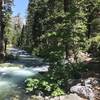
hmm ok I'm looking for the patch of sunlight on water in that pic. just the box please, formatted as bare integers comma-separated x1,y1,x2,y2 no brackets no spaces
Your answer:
11,69,38,76
0,67,39,85
0,63,24,68
0,67,38,77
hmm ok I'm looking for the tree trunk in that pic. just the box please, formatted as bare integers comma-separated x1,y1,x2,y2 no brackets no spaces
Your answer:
64,0,70,12
87,7,92,38
64,0,70,59
0,0,5,61
87,16,92,38
87,7,98,38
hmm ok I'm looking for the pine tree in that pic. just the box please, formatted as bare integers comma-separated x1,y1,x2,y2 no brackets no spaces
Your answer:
0,0,13,61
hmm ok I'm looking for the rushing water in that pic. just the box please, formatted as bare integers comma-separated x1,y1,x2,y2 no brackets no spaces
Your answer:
0,49,49,99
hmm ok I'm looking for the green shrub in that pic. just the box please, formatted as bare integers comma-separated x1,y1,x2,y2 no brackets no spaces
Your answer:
87,35,100,57
49,61,86,81
25,78,65,97
51,88,64,96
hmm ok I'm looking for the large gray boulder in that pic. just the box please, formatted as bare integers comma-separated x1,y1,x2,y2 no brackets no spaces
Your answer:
70,78,100,100
70,84,94,100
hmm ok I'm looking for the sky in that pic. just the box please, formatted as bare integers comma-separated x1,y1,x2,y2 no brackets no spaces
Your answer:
13,0,28,18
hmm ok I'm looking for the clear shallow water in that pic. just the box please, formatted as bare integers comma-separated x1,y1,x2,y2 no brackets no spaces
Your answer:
0,51,49,99
0,66,49,98
0,67,39,99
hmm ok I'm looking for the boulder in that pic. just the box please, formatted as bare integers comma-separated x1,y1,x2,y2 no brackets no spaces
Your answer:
70,84,94,100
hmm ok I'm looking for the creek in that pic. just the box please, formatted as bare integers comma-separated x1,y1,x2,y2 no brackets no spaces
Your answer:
0,48,49,99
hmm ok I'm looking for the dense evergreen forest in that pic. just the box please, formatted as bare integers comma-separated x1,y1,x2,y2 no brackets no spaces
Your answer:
0,0,100,99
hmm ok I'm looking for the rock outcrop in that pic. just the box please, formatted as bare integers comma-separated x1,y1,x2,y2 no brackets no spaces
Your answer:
70,78,100,100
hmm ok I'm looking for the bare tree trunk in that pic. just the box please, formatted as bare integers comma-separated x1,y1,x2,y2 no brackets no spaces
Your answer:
87,17,92,38
64,0,70,12
0,0,4,61
87,7,97,38
64,0,70,59
87,7,92,39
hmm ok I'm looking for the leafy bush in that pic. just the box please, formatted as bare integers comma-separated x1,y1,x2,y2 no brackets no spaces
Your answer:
49,61,86,82
87,35,100,57
51,87,64,97
25,78,65,97
92,18,100,33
